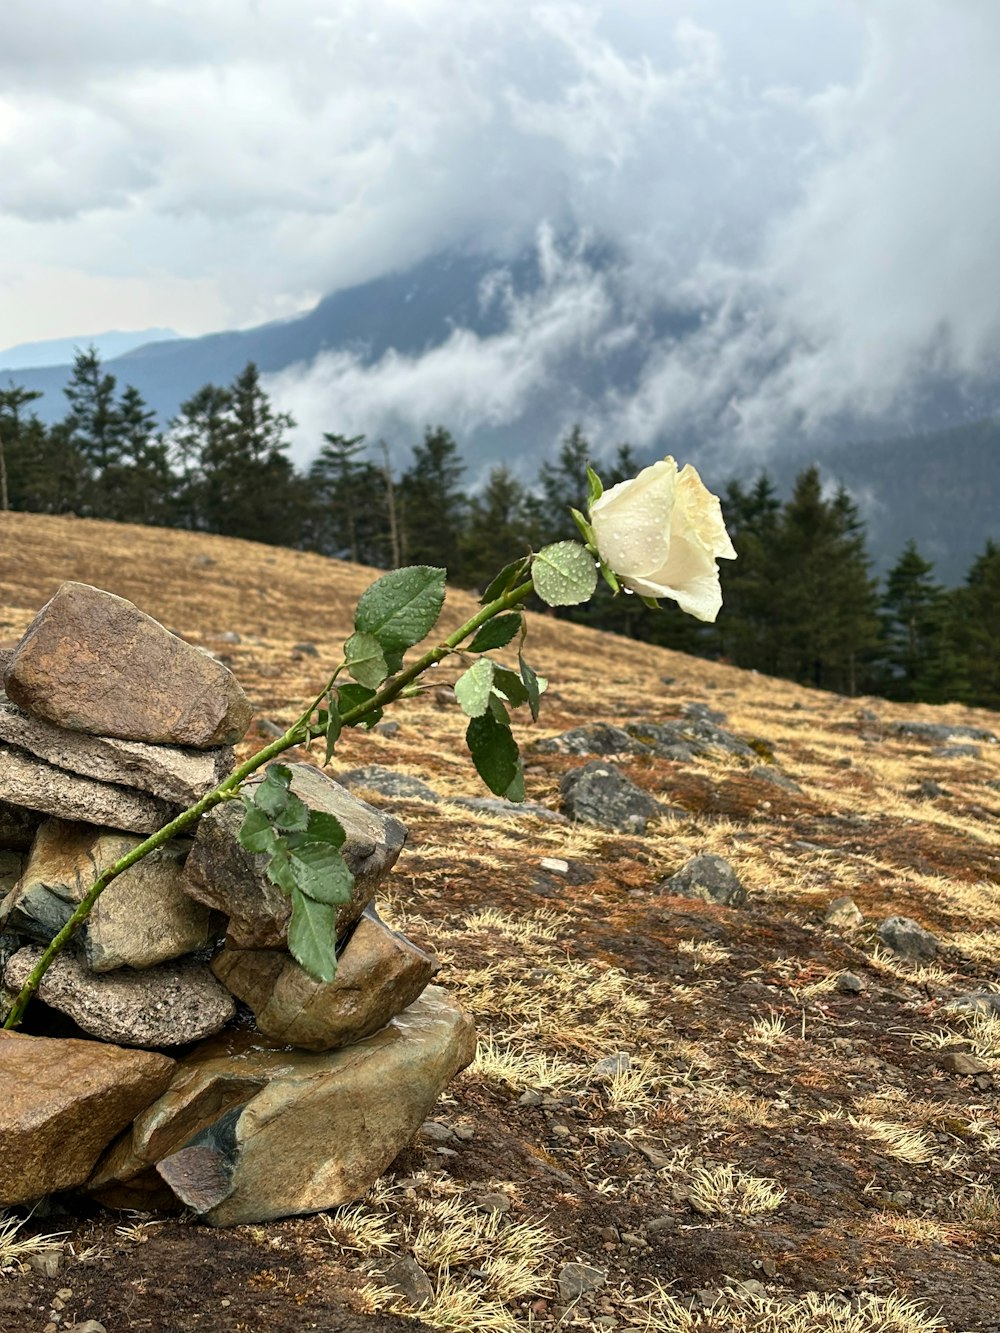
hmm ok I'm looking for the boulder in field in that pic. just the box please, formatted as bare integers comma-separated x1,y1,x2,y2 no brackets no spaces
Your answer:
559,760,666,834
4,582,253,748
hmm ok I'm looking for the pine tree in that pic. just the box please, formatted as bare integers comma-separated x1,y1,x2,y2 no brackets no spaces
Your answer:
399,426,466,574
878,541,958,701
307,432,367,561
767,467,880,693
168,364,302,545
949,541,1000,708
0,384,43,512
97,385,173,525
537,425,592,544
460,466,544,591
717,474,781,668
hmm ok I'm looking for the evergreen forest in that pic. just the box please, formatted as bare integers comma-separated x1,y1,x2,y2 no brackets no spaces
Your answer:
1,351,996,711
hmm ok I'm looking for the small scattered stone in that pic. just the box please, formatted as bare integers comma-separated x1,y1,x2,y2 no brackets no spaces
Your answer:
476,1193,511,1214
27,1251,64,1277
560,761,665,834
540,857,569,875
748,765,802,793
380,1256,434,1307
518,1090,543,1107
291,641,319,657
558,1262,607,1303
932,744,981,759
825,896,864,928
889,720,997,745
72,1323,108,1333
420,1120,456,1143
449,795,568,823
592,1052,631,1079
337,765,439,804
836,972,866,994
374,721,400,737
534,723,638,757
682,702,727,724
915,779,947,799
877,915,939,960
938,1051,990,1076
659,853,747,908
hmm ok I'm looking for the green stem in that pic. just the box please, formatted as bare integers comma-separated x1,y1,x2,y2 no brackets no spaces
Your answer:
1,580,534,1029
340,579,534,723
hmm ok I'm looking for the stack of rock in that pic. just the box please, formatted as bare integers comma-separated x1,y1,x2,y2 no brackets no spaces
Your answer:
0,582,475,1226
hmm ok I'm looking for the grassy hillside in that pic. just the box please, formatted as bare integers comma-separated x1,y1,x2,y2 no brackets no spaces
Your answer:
1,511,999,1333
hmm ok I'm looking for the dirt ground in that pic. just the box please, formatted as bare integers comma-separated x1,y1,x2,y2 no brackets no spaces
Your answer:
0,512,998,1333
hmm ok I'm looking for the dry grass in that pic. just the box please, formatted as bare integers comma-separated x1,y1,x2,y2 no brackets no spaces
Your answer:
3,512,1000,1332
0,1212,66,1275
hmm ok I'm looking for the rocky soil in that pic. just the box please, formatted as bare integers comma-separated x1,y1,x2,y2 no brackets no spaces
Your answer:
0,511,998,1333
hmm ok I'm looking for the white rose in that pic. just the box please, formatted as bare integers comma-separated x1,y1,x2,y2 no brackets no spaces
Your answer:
588,457,737,622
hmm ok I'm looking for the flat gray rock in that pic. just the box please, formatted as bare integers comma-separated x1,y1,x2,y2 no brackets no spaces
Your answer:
4,947,235,1048
889,720,997,745
183,763,407,950
448,796,568,823
337,765,440,803
0,693,232,805
0,743,180,834
560,761,665,833
534,723,638,757
877,915,939,961
4,581,253,748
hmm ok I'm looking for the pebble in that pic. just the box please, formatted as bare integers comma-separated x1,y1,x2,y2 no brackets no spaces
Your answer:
518,1089,543,1106
475,1193,512,1214
837,972,866,994
420,1119,456,1143
381,1256,435,1308
540,857,569,875
825,897,864,928
27,1252,64,1277
593,1051,631,1079
939,1051,990,1076
73,1323,108,1333
558,1262,608,1303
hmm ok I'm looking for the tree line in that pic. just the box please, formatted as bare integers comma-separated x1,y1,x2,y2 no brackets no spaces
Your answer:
1,350,996,710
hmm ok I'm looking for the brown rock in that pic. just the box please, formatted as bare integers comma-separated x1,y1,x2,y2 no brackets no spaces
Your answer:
4,582,253,748
3,947,235,1047
93,986,476,1225
0,743,179,834
183,763,406,950
0,1029,174,1205
938,1051,990,1076
2,819,217,972
211,903,437,1050
159,986,475,1225
0,692,232,805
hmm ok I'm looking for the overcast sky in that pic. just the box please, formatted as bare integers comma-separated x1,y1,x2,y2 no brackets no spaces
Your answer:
2,1,998,456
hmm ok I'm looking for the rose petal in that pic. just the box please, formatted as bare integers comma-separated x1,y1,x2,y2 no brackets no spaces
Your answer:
589,459,676,579
676,464,737,560
644,532,725,622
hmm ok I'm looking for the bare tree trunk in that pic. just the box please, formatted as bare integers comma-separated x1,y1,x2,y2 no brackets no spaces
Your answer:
381,440,401,568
